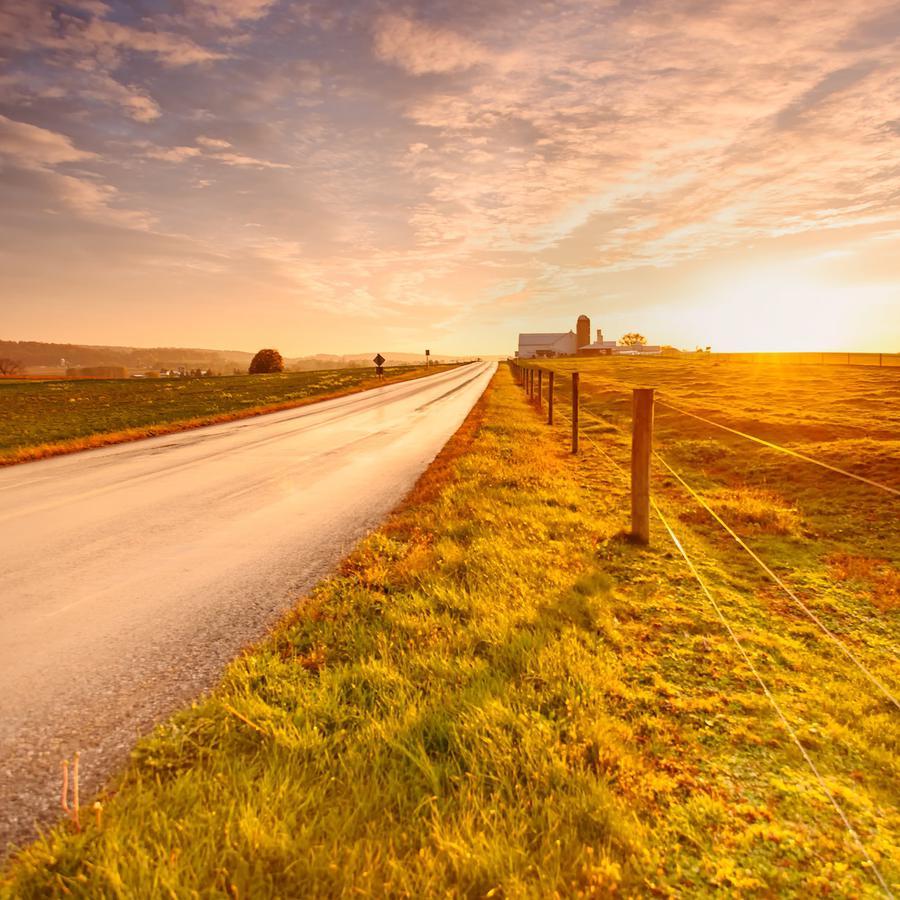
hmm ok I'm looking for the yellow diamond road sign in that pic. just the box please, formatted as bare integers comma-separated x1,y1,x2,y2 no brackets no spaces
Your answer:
373,353,385,366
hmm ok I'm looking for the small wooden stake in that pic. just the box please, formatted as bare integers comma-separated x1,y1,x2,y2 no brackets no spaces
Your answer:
631,388,655,544
571,372,580,454
72,751,81,831
537,370,542,407
548,371,555,425
60,760,69,814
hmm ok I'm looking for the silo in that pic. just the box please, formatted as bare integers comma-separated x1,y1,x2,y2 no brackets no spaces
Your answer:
576,315,591,349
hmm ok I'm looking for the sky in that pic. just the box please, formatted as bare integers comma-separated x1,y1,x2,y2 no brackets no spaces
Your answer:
1,1,899,356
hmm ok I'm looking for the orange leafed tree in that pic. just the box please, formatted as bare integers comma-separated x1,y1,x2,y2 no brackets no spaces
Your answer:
249,349,284,374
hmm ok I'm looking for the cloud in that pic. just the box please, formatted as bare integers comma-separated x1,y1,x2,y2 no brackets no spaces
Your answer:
0,4,224,67
145,146,203,162
0,115,95,168
197,136,232,149
77,17,225,67
373,14,489,75
83,75,162,122
0,115,154,229
774,62,877,131
210,151,290,169
0,155,153,230
189,0,279,28
144,136,289,169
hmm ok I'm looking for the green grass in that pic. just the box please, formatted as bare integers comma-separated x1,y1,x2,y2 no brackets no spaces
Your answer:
0,366,451,465
3,365,897,896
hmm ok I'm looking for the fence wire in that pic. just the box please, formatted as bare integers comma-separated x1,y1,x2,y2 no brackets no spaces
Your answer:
656,398,899,497
652,449,900,712
651,498,895,900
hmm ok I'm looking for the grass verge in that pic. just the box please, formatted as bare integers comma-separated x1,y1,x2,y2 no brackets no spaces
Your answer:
0,365,455,467
2,366,897,896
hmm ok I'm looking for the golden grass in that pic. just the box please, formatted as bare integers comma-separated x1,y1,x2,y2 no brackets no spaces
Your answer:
678,487,803,536
827,554,900,613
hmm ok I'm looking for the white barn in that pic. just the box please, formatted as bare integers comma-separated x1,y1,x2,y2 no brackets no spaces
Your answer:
516,330,579,359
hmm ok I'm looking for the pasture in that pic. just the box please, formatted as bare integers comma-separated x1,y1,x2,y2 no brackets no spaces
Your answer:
0,366,447,465
530,355,899,572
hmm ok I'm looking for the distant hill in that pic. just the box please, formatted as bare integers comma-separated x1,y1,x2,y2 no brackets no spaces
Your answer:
0,340,480,374
0,340,254,373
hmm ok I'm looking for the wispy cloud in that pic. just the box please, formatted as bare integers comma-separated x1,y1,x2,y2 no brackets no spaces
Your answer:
189,0,280,28
0,115,151,228
0,115,96,167
373,14,490,75
145,137,289,169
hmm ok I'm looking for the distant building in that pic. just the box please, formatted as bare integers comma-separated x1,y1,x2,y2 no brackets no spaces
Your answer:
516,330,579,358
516,315,659,358
578,328,619,356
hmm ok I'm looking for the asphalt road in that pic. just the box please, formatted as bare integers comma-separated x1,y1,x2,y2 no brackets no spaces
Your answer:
0,361,496,852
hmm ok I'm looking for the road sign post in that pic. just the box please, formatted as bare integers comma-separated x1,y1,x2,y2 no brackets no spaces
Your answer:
373,353,385,377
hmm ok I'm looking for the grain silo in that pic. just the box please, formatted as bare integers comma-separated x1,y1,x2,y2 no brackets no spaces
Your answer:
576,314,591,350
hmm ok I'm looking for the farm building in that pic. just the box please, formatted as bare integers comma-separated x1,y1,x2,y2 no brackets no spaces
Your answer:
516,315,660,358
517,315,618,358
578,328,620,356
516,330,579,358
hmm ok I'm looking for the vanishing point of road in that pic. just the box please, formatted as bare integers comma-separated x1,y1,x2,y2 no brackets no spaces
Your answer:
0,361,496,852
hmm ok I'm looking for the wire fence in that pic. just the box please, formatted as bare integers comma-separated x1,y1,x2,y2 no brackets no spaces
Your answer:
510,358,899,896
707,351,900,368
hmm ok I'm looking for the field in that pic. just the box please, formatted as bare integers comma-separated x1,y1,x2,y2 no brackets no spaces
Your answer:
531,355,898,576
2,362,897,896
0,366,452,466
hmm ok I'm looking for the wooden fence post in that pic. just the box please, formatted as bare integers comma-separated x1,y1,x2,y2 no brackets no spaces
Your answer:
631,388,654,544
548,371,554,425
529,368,534,398
537,370,542,407
571,372,579,454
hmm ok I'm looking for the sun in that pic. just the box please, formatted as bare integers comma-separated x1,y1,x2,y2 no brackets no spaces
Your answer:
686,263,860,352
